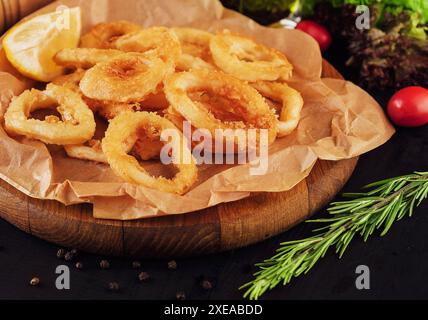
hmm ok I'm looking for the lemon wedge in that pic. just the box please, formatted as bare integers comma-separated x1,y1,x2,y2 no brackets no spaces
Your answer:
2,7,81,82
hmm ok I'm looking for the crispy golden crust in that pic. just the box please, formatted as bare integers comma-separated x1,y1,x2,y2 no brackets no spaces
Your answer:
172,28,216,71
54,48,123,69
115,27,181,73
164,69,278,151
102,111,197,194
64,139,107,163
210,30,293,81
79,52,169,103
51,69,86,92
80,21,142,49
4,84,95,145
251,81,303,137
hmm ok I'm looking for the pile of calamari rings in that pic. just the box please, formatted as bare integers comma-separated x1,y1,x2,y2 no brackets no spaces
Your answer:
4,21,304,194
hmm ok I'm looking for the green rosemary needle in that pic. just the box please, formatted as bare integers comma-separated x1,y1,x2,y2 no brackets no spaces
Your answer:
241,171,428,300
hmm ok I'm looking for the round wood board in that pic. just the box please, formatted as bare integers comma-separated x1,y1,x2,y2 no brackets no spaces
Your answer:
0,61,358,258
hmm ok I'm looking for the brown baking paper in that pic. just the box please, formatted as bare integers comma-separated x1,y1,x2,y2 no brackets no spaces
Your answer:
0,0,395,220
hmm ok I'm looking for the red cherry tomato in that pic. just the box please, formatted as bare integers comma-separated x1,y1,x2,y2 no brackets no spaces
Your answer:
296,20,332,51
387,86,428,127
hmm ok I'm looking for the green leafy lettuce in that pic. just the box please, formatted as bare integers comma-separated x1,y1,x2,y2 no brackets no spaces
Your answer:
229,0,427,38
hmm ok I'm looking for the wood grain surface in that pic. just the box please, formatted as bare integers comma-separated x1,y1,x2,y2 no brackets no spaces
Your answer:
0,60,358,258
0,0,53,34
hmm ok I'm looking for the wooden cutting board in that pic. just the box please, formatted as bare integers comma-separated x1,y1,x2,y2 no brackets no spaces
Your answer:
0,0,54,34
0,60,358,258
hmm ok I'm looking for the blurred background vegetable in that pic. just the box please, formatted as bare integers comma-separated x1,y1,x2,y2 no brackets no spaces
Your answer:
221,0,428,91
295,20,332,51
387,86,428,127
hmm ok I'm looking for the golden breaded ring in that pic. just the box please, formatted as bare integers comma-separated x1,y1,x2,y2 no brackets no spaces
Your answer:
79,52,170,103
65,135,163,163
132,136,164,161
115,27,181,73
84,90,168,120
92,100,143,119
102,111,198,194
172,28,215,71
4,84,95,145
175,54,215,71
54,48,123,69
251,82,304,137
51,69,86,92
210,30,293,81
64,139,107,163
164,69,278,150
80,21,141,49
52,70,144,116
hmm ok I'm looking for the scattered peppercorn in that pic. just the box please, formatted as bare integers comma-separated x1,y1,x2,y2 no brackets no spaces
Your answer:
75,262,83,270
201,279,213,290
30,277,40,286
70,249,79,257
108,282,120,292
64,251,74,261
100,260,110,269
56,248,66,259
176,291,186,300
132,261,141,269
138,271,150,282
167,260,177,270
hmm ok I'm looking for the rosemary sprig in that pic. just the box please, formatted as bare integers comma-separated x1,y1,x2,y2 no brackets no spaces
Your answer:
241,171,428,300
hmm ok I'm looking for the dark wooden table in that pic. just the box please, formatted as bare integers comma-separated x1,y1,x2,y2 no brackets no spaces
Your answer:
0,51,427,300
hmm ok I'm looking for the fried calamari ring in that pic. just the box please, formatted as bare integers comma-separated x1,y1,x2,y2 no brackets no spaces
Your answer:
251,82,304,137
172,28,215,71
52,70,104,113
80,21,141,49
51,69,86,93
65,123,163,163
164,106,203,150
4,84,95,145
54,48,123,69
51,71,111,114
65,137,163,163
210,31,293,81
164,69,278,149
132,136,164,161
79,52,169,103
92,100,143,119
164,106,186,130
64,139,107,163
139,91,169,111
175,54,215,72
85,91,168,120
53,68,167,118
115,27,181,72
102,111,197,194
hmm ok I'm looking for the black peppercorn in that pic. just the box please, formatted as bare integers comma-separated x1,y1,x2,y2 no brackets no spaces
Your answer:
132,261,141,269
176,291,186,300
75,262,83,270
56,248,66,259
138,271,150,282
30,277,40,286
100,260,110,269
70,249,79,257
64,251,74,261
167,260,177,270
108,282,120,292
201,279,213,290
